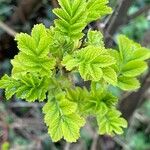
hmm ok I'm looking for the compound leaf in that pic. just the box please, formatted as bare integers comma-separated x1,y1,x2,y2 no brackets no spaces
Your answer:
66,87,89,115
117,76,140,91
122,60,148,77
102,67,117,85
63,46,116,81
12,24,56,78
86,0,112,23
0,74,49,101
97,109,127,135
87,30,104,47
62,54,79,71
132,48,150,61
53,0,87,39
43,94,85,142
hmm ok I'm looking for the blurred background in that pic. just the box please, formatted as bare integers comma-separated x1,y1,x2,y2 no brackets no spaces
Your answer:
0,0,150,149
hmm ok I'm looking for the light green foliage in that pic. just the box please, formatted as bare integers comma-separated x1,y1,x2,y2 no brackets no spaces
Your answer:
117,76,140,91
1,142,10,150
0,0,150,143
115,35,150,91
86,0,112,23
97,109,127,135
62,45,117,83
12,24,56,78
0,74,49,102
53,0,111,39
48,27,75,57
53,0,87,39
87,30,104,47
66,87,89,115
43,93,85,142
84,89,118,114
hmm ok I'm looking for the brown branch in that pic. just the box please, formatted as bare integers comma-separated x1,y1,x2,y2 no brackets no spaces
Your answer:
128,5,150,21
104,0,133,47
51,0,59,8
8,0,43,26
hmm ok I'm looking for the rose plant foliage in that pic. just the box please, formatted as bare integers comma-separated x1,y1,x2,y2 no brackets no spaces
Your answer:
0,0,150,142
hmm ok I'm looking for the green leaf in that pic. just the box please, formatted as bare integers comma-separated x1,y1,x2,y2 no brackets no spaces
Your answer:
16,24,51,57
43,97,63,142
102,67,117,85
12,24,56,78
43,93,85,142
62,46,116,81
53,0,112,39
11,53,56,78
0,74,49,101
78,46,115,81
53,0,87,39
87,30,104,47
62,54,79,71
66,87,89,115
79,62,103,81
84,90,118,114
117,34,150,64
132,48,150,61
0,75,20,99
118,35,134,62
62,113,85,142
48,28,75,56
122,60,148,77
86,0,112,23
97,109,127,135
117,76,140,91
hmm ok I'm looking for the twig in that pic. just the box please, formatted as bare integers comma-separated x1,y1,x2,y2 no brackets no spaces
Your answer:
104,0,133,47
51,0,59,8
0,21,17,37
9,0,43,25
90,133,100,150
113,136,129,149
8,101,44,108
64,143,70,150
128,5,150,21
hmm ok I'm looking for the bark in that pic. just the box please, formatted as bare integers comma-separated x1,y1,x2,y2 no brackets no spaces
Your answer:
8,0,43,26
119,70,150,120
104,0,133,47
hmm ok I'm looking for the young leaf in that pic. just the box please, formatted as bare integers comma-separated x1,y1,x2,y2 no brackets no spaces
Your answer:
132,48,150,61
11,53,56,78
117,76,140,91
78,46,115,81
16,24,51,57
84,90,118,114
122,60,148,77
66,87,89,114
118,35,134,62
12,24,56,78
102,67,117,85
117,35,150,63
0,74,49,101
97,109,127,135
43,93,85,142
0,75,21,99
48,28,75,56
87,30,104,47
53,0,87,39
86,0,112,23
62,54,79,71
63,46,116,81
79,63,103,81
